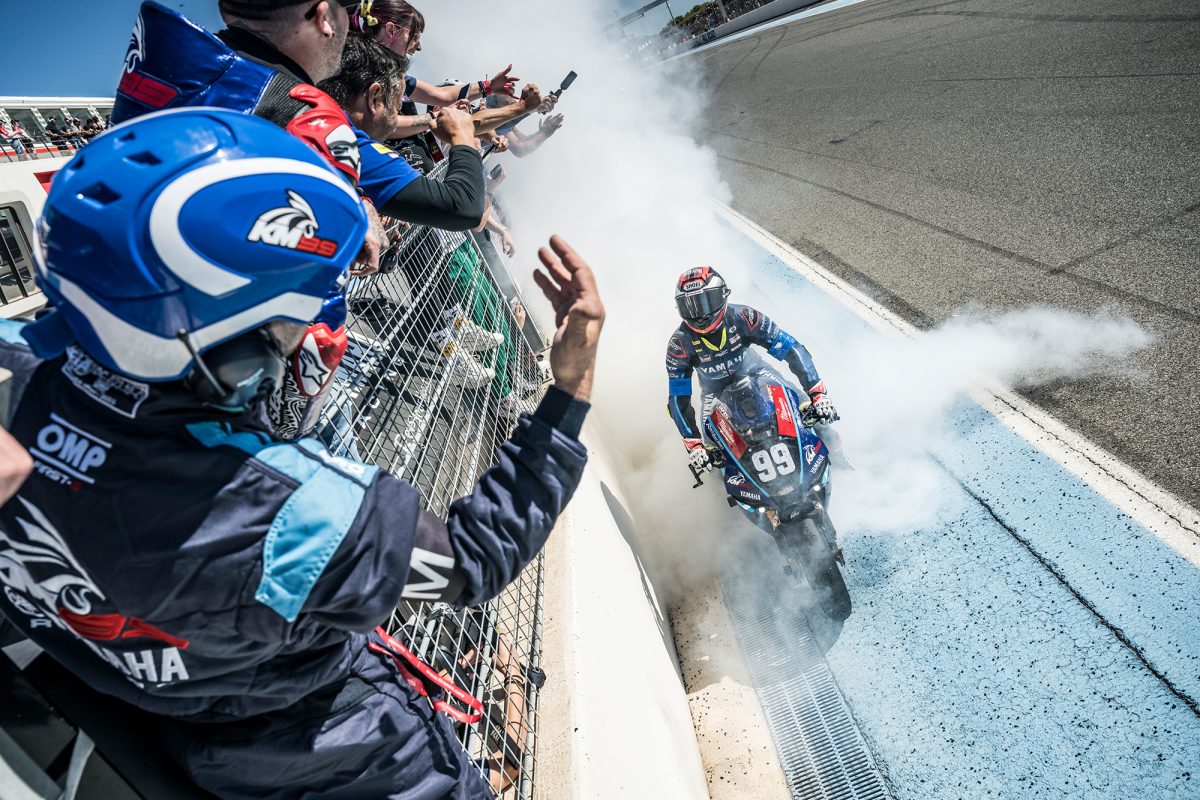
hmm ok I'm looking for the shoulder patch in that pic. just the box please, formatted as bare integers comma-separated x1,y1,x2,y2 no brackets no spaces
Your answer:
738,307,761,331
668,333,687,359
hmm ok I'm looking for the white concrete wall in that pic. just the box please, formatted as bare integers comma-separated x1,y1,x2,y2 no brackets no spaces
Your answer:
711,0,824,39
536,424,710,800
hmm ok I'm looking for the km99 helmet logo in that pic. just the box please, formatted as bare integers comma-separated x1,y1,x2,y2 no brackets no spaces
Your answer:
247,190,340,258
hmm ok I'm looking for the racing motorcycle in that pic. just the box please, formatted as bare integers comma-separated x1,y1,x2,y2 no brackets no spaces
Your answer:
690,374,851,623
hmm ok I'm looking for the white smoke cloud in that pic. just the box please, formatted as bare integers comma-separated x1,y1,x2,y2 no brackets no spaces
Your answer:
412,2,1153,594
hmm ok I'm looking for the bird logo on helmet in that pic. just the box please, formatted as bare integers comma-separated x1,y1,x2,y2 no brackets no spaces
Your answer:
675,266,730,334
23,107,368,410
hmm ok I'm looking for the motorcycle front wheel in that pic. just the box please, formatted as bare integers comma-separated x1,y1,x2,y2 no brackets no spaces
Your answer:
780,516,852,623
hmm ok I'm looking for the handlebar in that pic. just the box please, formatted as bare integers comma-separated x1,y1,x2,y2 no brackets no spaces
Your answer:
688,445,726,489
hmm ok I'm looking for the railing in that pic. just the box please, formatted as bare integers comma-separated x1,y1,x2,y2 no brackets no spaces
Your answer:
313,167,550,798
0,132,84,162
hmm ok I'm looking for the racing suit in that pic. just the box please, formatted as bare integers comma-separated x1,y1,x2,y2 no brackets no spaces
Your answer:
0,320,587,798
665,303,827,443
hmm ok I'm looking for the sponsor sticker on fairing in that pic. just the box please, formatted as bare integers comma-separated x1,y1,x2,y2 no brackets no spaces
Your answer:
768,384,798,438
710,405,748,459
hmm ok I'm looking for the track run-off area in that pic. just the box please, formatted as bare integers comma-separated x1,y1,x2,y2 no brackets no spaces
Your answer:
665,2,1200,796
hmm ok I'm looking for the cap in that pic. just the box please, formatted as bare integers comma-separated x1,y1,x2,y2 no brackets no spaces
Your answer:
219,0,358,19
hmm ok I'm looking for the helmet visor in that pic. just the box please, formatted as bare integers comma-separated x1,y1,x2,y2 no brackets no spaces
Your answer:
676,285,727,321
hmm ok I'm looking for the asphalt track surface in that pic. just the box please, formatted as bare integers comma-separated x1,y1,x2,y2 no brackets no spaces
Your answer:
688,0,1200,507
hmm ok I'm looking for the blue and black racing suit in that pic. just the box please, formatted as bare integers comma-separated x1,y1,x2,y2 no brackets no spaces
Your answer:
0,321,587,799
666,303,827,442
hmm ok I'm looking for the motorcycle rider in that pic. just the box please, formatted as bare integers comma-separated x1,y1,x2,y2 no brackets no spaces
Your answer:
665,267,837,471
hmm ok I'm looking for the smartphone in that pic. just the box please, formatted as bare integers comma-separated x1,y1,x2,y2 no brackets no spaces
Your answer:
490,164,503,180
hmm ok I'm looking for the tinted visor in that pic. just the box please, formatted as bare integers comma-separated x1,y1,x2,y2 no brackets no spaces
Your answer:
676,286,727,321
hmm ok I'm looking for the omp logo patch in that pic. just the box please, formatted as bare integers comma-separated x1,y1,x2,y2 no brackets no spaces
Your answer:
30,414,111,487
247,190,339,257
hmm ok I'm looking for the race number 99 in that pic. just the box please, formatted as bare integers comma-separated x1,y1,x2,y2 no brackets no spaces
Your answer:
751,443,796,482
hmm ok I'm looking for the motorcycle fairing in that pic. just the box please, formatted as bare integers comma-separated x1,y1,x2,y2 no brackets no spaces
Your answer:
706,404,748,459
724,471,767,506
767,383,803,438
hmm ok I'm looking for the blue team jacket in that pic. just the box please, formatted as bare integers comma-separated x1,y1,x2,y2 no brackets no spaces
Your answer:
0,321,587,797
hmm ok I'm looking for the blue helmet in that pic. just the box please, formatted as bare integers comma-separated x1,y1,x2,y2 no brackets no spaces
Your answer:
24,107,367,387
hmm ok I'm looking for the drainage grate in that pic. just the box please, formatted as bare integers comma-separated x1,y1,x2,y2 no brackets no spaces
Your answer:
721,562,890,800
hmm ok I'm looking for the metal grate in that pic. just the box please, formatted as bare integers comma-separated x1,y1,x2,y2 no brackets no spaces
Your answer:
720,560,889,800
314,159,550,798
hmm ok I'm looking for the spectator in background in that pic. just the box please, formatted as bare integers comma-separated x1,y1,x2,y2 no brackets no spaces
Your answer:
44,116,68,148
320,36,503,389
81,118,103,140
486,93,566,158
0,121,30,159
318,36,492,237
352,1,517,110
103,114,112,129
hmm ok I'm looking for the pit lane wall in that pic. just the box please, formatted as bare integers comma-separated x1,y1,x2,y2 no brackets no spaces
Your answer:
708,0,825,41
535,422,710,800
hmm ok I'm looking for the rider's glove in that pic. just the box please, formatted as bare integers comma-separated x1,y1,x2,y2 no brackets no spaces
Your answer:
808,389,839,423
684,438,711,470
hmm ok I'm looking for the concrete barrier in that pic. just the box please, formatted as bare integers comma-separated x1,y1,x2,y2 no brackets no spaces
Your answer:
535,425,710,800
710,0,825,40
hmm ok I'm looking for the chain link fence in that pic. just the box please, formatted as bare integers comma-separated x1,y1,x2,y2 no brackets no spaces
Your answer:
311,163,551,798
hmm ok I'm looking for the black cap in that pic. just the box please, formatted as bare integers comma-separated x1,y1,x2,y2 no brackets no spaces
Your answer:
219,0,357,19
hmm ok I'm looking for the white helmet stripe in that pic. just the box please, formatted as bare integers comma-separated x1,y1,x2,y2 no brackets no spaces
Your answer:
149,156,361,296
56,275,324,380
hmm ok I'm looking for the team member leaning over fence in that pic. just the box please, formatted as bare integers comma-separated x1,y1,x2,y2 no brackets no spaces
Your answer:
0,108,602,799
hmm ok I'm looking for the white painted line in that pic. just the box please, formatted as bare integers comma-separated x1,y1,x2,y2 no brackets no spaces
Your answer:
714,200,1200,566
674,0,873,59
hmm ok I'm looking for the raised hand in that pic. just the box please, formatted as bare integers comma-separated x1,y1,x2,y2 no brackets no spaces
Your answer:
532,236,604,402
488,65,520,99
519,83,544,113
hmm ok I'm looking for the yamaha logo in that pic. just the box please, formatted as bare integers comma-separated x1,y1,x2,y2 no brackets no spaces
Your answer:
247,190,340,257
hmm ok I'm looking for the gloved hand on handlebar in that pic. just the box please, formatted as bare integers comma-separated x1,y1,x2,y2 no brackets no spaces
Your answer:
808,384,839,424
683,438,711,471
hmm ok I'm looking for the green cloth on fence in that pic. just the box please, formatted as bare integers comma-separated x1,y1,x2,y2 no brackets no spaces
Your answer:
447,241,513,398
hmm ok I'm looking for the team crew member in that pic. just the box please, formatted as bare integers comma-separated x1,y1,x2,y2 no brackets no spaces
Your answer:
665,267,837,471
112,0,486,437
0,109,603,799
